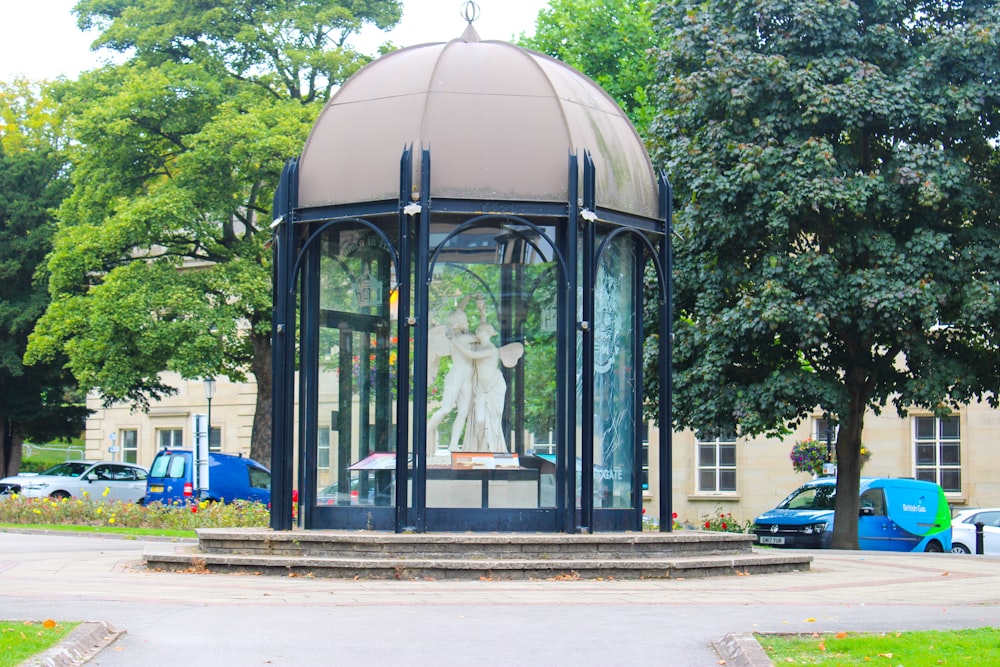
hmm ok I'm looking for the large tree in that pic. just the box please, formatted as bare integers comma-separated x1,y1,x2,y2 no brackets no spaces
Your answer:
0,79,89,477
519,0,657,135
25,0,402,464
654,0,1000,548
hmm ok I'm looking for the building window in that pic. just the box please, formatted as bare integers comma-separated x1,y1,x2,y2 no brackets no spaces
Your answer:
914,416,961,493
158,428,184,449
318,427,330,470
120,429,138,463
814,417,838,445
209,427,221,453
696,431,737,493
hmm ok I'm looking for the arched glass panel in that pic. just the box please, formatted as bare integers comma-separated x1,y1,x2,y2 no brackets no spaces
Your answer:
315,226,399,511
592,233,640,509
425,221,559,510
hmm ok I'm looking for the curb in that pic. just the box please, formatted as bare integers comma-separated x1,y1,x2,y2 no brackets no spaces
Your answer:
713,632,774,667
21,621,125,667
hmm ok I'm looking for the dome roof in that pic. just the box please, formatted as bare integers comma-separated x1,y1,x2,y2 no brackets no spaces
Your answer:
297,27,658,220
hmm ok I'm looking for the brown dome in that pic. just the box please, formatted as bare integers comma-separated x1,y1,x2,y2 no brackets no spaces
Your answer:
297,27,658,219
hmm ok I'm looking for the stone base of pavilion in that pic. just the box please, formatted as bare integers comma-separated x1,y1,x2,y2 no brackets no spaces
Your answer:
142,529,812,580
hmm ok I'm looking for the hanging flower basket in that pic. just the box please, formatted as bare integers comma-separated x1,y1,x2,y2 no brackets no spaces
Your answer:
790,438,872,476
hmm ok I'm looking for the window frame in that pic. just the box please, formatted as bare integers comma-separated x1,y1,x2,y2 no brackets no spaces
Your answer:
157,428,185,450
119,429,138,464
913,415,962,494
695,431,738,494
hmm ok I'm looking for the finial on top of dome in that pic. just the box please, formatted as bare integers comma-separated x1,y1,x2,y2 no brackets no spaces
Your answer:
460,1,482,42
461,1,481,24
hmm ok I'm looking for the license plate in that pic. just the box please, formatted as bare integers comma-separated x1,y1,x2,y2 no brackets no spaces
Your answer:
759,535,785,545
150,485,164,493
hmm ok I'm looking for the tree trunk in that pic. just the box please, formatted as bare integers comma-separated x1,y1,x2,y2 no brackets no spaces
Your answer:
829,371,870,549
249,329,272,466
0,417,24,478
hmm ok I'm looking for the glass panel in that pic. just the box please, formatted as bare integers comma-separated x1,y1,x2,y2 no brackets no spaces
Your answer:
914,468,936,484
940,443,961,465
940,469,961,492
719,444,736,467
425,222,558,509
316,227,398,509
698,444,717,467
698,470,717,492
719,469,737,492
915,417,935,440
592,234,637,509
940,416,960,440
916,444,936,465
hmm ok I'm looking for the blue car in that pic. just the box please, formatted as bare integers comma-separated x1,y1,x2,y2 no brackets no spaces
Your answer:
753,477,951,552
145,449,271,505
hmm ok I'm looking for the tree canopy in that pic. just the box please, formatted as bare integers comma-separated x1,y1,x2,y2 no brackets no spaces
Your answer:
0,80,89,476
654,0,1000,547
25,0,402,464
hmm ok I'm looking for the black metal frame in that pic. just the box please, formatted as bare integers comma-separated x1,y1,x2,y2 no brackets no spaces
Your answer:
270,147,672,532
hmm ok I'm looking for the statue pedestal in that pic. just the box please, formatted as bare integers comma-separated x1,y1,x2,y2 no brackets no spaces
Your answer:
424,467,540,508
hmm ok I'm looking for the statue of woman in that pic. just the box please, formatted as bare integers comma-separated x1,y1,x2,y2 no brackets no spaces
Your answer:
426,306,477,451
453,322,524,453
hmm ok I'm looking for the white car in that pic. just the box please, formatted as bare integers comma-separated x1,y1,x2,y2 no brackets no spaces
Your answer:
950,508,1000,554
0,460,148,504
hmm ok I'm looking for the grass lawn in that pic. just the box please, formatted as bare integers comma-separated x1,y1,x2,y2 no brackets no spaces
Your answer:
758,627,1000,665
0,523,196,539
0,621,79,667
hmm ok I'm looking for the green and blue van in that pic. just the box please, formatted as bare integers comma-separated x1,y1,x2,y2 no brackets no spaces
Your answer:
753,477,951,552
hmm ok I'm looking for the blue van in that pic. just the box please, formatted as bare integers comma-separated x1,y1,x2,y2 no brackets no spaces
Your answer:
145,449,271,505
753,477,951,552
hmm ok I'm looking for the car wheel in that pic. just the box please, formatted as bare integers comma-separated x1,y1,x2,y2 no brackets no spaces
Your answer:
950,543,971,554
924,540,944,553
50,490,71,500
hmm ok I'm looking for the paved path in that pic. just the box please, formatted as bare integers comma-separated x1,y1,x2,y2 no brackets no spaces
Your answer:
1,531,998,666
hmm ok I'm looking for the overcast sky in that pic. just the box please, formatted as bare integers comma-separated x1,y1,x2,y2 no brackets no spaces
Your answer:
0,0,548,82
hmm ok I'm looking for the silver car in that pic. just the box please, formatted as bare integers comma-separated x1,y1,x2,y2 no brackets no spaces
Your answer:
0,460,148,503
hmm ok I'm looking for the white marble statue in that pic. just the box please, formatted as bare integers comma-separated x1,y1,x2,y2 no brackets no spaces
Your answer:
460,322,524,453
427,301,523,452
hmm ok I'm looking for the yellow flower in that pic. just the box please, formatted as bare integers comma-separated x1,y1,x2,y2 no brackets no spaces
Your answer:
108,516,116,525
96,506,103,515
102,486,110,497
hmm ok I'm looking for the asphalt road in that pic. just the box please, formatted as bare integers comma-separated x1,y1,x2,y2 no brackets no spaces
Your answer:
2,531,998,666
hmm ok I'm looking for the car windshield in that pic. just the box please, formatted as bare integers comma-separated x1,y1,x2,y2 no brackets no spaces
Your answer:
777,484,837,510
39,462,92,478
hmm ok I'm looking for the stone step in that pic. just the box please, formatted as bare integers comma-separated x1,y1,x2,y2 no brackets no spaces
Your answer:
143,545,811,580
193,528,760,560
141,529,812,580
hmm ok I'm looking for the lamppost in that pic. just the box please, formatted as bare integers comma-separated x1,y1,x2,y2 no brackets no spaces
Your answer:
198,377,216,497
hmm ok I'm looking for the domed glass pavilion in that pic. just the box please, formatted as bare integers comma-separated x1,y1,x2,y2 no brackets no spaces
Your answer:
270,18,672,532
